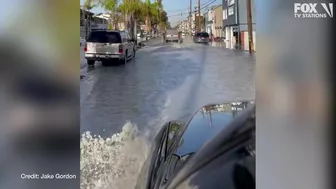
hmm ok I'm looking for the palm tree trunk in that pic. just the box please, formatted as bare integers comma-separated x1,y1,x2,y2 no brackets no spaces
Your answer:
129,14,134,39
145,16,150,33
113,13,119,30
124,13,128,31
134,18,137,42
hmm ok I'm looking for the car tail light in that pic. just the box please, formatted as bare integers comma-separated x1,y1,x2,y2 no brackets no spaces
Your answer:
84,43,87,52
118,45,123,53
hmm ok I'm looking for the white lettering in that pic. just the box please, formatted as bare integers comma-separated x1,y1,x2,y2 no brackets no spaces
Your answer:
55,174,77,179
41,174,54,179
21,173,40,179
295,3,317,13
294,13,301,18
294,3,333,18
301,4,310,13
294,3,301,13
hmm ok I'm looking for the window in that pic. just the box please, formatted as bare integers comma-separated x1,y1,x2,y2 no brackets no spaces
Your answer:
106,32,121,43
196,32,209,37
229,0,235,6
223,9,228,20
228,6,234,16
87,31,122,43
87,31,107,43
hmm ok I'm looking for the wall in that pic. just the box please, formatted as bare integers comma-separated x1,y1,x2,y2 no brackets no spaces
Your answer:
222,0,237,26
243,31,256,51
214,5,223,37
237,0,256,27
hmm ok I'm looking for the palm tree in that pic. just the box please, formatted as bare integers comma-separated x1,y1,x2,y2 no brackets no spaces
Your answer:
95,0,120,30
118,0,144,39
83,0,97,10
143,0,160,33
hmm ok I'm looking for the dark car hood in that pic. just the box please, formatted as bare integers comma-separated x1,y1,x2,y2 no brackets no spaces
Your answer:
135,100,255,189
172,101,254,157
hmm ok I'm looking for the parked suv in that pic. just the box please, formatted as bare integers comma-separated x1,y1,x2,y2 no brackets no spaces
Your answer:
84,30,136,66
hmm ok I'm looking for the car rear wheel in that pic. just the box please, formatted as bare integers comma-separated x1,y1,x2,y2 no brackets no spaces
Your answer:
87,60,95,66
133,49,136,59
120,51,127,65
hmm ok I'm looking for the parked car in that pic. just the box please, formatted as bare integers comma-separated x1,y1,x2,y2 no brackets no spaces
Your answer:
84,30,136,66
165,29,182,43
193,32,210,44
135,101,255,189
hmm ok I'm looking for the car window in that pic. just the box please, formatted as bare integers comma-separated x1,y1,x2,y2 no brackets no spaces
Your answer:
87,31,108,43
106,32,121,43
87,31,121,43
196,32,209,37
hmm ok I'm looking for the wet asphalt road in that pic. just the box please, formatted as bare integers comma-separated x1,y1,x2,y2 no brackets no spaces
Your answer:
80,37,255,137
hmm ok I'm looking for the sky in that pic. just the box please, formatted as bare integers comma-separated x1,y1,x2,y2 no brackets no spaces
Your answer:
80,0,222,26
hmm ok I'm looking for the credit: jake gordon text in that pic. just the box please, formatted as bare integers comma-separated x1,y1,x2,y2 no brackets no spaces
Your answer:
21,173,77,180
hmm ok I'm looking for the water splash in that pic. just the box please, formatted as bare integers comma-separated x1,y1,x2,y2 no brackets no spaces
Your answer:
80,121,150,189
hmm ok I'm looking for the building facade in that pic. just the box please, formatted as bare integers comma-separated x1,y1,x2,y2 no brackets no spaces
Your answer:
204,6,215,36
80,9,94,39
222,0,256,51
203,5,223,37
213,5,223,37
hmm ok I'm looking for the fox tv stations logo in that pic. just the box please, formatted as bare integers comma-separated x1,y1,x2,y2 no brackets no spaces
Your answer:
294,3,333,18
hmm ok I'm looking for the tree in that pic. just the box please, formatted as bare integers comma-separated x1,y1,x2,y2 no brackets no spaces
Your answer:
118,0,145,39
83,0,97,11
95,0,120,30
142,0,160,33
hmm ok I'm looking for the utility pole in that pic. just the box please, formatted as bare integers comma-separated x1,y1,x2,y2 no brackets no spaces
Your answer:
194,6,197,33
189,0,192,34
198,0,201,32
246,0,254,54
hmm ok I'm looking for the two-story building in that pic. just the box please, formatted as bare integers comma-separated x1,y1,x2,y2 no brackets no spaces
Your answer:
204,6,215,35
222,0,256,51
204,5,223,38
213,5,223,38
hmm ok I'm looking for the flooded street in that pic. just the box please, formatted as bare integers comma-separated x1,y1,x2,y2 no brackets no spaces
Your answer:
80,37,255,137
80,37,255,189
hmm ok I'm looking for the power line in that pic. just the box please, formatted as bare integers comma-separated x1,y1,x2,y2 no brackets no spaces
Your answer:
165,0,213,13
167,0,217,17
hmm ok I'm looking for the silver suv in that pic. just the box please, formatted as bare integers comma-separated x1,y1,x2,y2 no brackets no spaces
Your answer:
84,30,136,66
